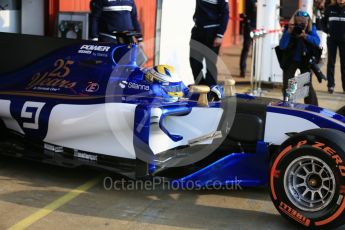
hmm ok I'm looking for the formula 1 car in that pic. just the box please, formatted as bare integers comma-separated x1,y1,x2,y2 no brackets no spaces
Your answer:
0,32,345,229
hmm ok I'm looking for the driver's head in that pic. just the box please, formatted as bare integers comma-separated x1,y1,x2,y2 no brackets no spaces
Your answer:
145,65,184,100
145,65,181,83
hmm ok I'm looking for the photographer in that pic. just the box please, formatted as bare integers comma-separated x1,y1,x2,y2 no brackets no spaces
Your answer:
279,10,321,106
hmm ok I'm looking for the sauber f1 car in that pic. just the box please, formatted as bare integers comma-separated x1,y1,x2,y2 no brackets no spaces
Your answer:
0,32,345,229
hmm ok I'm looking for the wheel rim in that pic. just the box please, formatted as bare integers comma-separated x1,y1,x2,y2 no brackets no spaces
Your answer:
284,156,336,212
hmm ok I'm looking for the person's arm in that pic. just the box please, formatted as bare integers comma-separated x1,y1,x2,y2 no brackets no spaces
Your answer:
305,25,321,47
322,6,329,34
213,0,229,47
279,27,291,50
131,1,143,42
90,0,102,40
216,0,230,39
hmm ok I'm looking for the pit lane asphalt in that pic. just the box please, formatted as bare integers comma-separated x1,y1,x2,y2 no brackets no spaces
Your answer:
0,156,295,230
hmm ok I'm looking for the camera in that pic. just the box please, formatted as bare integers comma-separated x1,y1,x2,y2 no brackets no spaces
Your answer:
308,56,327,83
292,23,306,36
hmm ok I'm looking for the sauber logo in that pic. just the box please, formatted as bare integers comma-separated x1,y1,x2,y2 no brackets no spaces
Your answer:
279,202,311,227
78,45,111,54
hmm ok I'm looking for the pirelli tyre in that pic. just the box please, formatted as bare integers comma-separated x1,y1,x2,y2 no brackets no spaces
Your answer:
269,129,345,229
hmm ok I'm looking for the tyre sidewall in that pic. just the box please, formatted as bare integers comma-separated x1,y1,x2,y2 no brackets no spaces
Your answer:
270,133,345,228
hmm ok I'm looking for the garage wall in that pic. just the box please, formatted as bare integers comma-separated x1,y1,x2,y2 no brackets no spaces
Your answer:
135,0,156,67
59,0,90,12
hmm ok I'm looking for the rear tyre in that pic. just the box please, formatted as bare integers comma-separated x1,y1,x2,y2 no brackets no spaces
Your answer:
269,129,345,229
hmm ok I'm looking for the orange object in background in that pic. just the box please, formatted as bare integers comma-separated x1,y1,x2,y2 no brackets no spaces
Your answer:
222,0,233,48
59,0,90,12
221,0,243,48
135,0,156,66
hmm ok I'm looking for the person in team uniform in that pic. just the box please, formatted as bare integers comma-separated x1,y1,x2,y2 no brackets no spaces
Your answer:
189,0,230,87
239,0,257,78
323,0,345,94
89,0,143,44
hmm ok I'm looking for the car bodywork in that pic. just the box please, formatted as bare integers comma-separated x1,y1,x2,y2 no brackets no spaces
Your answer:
0,32,344,188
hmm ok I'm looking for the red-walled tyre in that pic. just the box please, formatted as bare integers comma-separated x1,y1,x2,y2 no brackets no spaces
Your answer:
269,129,345,229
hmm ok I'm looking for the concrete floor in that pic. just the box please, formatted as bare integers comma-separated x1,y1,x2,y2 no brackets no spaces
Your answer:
0,157,293,230
0,45,344,230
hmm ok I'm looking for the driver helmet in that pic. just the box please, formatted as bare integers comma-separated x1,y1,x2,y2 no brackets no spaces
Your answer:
145,65,184,99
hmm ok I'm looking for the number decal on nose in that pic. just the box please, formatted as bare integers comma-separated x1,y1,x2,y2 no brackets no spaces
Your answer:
21,102,46,130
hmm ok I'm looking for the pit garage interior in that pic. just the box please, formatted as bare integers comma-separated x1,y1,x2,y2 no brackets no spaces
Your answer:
0,0,345,230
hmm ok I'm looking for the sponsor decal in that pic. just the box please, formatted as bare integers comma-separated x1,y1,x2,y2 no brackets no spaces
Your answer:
118,81,149,91
128,82,150,91
311,142,345,177
26,59,77,90
78,45,111,54
279,202,311,227
93,52,108,58
44,143,63,153
273,170,280,179
32,86,60,92
119,81,128,89
74,150,98,162
86,82,100,93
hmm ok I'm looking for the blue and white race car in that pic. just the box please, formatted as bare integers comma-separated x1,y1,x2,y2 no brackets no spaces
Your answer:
0,32,345,229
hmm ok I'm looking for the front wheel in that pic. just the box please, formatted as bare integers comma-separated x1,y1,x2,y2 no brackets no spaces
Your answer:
269,129,345,229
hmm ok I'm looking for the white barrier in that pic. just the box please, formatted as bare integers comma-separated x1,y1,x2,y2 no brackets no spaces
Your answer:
158,0,195,86
255,0,282,86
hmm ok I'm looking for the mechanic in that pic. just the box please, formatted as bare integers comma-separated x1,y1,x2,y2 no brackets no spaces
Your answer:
189,0,230,87
313,0,328,63
89,0,143,44
279,10,321,106
239,0,257,78
322,0,345,94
